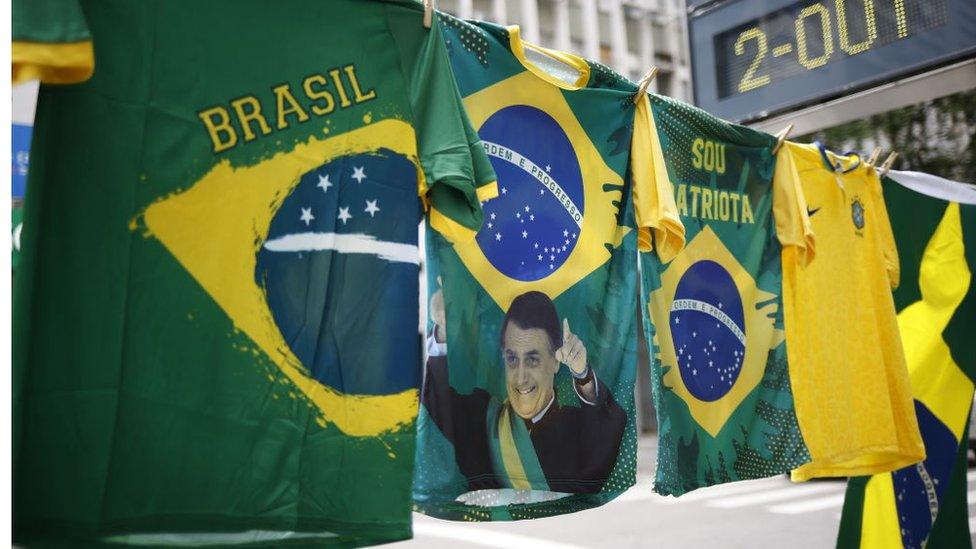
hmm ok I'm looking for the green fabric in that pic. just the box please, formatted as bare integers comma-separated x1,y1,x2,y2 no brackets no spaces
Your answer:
886,178,954,311
391,9,494,231
12,0,90,43
13,1,492,546
485,400,551,491
837,179,976,549
944,204,976,379
837,477,869,549
413,13,641,521
486,399,509,488
639,95,809,496
12,205,23,271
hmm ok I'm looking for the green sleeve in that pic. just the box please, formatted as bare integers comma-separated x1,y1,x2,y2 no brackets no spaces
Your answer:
388,5,497,243
464,113,500,203
12,0,94,84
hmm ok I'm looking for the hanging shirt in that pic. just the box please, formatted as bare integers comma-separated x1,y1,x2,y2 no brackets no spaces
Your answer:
414,14,684,521
12,1,494,546
778,143,924,482
837,177,975,549
639,95,814,496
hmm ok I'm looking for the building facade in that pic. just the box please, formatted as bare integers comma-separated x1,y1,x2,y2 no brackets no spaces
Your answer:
436,0,692,102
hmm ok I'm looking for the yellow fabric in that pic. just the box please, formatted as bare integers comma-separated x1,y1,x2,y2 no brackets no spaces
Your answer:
429,205,479,244
476,181,499,202
418,176,494,245
632,94,686,262
780,142,924,481
498,405,532,490
899,203,973,440
139,119,421,437
873,174,900,289
772,144,816,267
857,204,971,549
451,71,633,310
861,473,904,548
12,40,94,84
506,26,590,91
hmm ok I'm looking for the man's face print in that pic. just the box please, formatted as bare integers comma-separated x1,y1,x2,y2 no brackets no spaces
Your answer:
502,324,560,419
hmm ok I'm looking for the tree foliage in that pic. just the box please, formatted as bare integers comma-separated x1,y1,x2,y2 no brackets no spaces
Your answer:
801,90,976,183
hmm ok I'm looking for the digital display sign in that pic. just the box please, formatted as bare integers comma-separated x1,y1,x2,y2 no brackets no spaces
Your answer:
689,0,976,122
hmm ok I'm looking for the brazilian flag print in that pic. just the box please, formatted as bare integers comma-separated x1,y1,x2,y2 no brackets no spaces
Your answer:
639,95,814,496
13,1,494,546
413,14,684,521
837,179,976,549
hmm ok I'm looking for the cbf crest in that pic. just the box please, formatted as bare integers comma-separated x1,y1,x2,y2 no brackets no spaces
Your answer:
455,71,629,309
851,196,866,233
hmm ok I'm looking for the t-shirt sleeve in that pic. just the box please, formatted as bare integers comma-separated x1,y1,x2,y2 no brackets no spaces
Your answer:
874,174,900,288
12,0,94,84
772,142,816,267
405,13,497,243
632,93,685,262
464,112,500,203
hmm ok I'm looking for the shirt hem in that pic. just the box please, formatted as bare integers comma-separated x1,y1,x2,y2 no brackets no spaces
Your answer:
14,514,410,548
790,446,927,482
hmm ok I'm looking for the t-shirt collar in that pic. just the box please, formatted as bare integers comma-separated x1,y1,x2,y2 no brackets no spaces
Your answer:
506,25,590,91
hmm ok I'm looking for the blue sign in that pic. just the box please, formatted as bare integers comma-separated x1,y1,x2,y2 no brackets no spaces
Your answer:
12,123,32,199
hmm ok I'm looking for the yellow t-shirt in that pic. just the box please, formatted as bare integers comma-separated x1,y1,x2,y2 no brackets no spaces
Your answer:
778,142,925,481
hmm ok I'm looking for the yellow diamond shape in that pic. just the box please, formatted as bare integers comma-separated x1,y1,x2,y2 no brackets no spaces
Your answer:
137,119,420,437
455,71,629,309
649,225,782,437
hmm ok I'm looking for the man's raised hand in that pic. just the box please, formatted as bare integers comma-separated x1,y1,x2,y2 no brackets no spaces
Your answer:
430,276,446,343
555,318,587,376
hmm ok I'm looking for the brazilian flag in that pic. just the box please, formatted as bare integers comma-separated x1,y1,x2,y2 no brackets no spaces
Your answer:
639,95,813,496
413,14,683,521
13,0,494,546
837,178,976,549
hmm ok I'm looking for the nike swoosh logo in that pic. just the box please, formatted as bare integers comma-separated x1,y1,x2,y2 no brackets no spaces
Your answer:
807,207,821,217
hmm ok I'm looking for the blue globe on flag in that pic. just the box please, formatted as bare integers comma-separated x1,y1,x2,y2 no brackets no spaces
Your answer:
256,151,421,396
669,260,746,402
891,400,957,549
475,105,585,281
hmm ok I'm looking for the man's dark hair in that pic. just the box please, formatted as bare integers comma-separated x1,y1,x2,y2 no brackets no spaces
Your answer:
500,291,561,353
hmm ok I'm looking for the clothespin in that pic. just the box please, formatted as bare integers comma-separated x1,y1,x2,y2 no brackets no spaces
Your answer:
866,147,882,167
423,0,433,29
772,123,794,154
632,67,659,105
878,152,898,178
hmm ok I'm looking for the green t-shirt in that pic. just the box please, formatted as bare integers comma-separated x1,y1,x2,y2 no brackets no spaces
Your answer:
639,94,814,496
13,1,494,546
12,0,93,83
413,14,684,521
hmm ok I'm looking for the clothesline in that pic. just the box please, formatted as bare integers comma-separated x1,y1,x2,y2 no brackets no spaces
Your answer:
886,169,976,205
